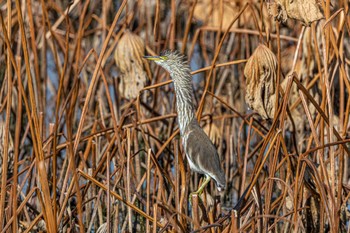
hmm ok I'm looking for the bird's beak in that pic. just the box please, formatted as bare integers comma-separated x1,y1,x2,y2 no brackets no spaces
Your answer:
143,55,161,61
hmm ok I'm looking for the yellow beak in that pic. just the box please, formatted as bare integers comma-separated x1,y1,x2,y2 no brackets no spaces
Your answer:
143,56,161,61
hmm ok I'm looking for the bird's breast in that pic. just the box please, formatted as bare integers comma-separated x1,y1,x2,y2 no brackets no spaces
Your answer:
181,129,204,174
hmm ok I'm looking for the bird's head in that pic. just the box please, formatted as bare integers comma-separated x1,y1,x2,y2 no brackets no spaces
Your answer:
143,51,190,76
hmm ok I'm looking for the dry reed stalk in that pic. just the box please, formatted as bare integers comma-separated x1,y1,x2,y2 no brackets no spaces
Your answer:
0,0,348,232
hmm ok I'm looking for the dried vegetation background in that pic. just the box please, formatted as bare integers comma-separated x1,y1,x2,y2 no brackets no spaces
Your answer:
0,0,349,232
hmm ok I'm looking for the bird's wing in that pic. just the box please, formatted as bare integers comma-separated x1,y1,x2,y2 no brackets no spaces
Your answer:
184,121,226,188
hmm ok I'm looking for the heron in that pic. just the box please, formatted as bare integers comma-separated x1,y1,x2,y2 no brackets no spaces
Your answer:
144,51,226,199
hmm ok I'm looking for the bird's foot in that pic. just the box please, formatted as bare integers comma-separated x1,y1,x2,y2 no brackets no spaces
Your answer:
189,176,211,205
189,190,203,205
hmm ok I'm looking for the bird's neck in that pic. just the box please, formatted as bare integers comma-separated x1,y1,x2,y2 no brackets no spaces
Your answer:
171,71,196,135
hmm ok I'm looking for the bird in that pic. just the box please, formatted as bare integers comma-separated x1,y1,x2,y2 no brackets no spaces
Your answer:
144,51,226,199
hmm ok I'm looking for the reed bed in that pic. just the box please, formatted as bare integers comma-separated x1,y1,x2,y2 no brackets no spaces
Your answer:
0,0,349,232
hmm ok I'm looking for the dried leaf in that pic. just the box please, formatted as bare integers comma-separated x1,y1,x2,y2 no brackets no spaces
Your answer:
118,66,147,100
244,44,278,119
193,0,271,30
267,0,324,26
114,30,147,99
286,195,293,210
267,1,288,24
194,0,239,30
115,30,144,73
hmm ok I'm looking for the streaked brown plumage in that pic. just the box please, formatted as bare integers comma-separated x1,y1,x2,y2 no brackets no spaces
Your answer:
144,51,226,195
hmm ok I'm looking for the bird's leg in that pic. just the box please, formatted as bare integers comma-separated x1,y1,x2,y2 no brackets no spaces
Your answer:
189,175,211,204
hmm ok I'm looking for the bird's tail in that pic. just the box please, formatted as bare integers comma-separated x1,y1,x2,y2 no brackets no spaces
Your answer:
215,171,226,192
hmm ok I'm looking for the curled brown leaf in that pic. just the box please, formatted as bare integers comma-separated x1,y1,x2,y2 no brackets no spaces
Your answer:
267,0,324,26
244,44,278,119
114,30,147,99
193,0,239,30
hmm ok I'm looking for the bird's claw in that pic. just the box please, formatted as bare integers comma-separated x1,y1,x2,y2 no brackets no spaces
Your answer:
189,191,202,205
